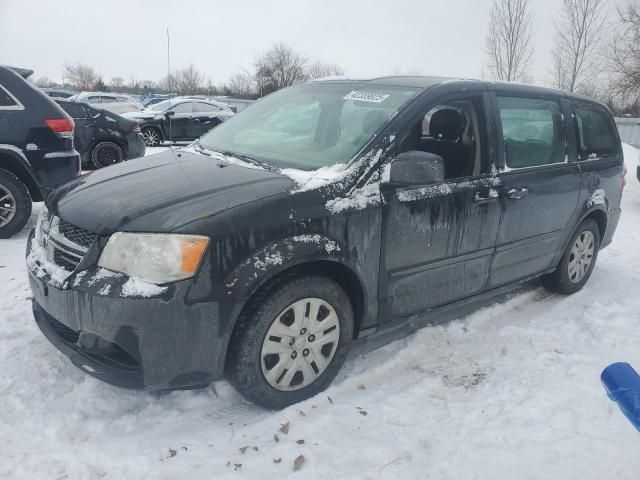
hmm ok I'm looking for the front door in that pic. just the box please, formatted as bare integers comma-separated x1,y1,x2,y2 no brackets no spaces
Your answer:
487,94,581,287
164,102,193,140
380,93,501,321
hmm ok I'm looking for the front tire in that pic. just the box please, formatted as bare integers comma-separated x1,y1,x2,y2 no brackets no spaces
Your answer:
542,219,600,294
91,142,123,169
0,168,32,239
227,275,354,409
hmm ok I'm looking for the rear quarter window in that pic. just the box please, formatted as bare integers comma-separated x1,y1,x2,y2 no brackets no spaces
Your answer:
0,84,22,109
572,102,619,159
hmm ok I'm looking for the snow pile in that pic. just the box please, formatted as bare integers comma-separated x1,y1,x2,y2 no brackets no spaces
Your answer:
326,182,381,213
281,163,348,191
25,237,71,288
120,277,167,298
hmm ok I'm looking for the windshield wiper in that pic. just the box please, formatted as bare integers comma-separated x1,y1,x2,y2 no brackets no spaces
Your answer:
191,140,211,156
218,150,275,171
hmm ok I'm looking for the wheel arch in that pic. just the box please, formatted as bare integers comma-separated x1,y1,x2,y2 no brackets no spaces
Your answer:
579,207,608,244
0,148,41,201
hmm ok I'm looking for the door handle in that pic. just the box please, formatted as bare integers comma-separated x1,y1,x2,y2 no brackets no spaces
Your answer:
474,188,500,204
506,187,529,199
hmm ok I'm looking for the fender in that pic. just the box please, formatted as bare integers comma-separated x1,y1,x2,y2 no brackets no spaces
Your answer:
0,144,42,198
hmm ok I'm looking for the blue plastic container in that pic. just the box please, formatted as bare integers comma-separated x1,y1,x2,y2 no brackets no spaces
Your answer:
601,362,640,432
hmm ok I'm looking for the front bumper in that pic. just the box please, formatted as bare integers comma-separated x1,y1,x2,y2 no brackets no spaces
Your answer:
27,245,228,391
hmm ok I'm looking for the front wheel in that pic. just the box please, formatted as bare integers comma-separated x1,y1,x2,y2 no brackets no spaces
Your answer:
227,275,354,409
542,219,600,294
142,127,162,147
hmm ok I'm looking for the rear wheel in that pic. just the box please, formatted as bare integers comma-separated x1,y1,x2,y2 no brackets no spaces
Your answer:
0,168,32,239
542,219,600,294
227,275,354,409
142,127,162,147
91,142,123,169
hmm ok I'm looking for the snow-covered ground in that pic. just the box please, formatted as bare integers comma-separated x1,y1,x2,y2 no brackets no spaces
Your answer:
1,145,640,479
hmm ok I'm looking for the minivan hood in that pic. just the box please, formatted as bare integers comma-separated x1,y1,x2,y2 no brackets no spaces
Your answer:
50,149,294,234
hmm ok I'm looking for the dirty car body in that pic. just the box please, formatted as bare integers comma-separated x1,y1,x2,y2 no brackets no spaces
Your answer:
27,77,624,403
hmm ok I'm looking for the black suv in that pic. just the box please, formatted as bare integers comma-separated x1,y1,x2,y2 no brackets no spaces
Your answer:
0,66,80,238
123,98,234,146
27,77,624,409
56,100,145,168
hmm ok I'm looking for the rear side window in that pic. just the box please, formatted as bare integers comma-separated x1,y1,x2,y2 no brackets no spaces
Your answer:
572,102,619,159
497,96,565,169
170,102,193,114
0,84,21,109
194,103,219,112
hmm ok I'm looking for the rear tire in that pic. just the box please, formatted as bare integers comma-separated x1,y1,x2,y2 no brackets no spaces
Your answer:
226,275,354,409
91,142,123,169
541,219,600,294
0,168,32,239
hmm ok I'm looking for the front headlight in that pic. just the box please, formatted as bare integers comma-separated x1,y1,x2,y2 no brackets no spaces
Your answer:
97,233,209,284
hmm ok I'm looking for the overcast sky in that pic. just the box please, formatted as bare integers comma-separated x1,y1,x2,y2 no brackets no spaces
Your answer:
0,0,626,87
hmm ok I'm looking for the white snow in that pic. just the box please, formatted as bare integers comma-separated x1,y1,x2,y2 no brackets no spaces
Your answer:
326,182,381,213
281,163,348,191
120,277,167,298
0,146,639,479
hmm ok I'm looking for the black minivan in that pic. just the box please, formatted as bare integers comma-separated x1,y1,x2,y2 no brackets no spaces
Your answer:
27,76,624,409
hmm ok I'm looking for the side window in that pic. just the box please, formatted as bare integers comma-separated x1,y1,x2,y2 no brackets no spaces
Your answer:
0,84,20,108
87,96,101,103
170,102,193,114
100,96,118,103
195,103,219,113
398,96,487,179
572,102,619,159
497,96,565,168
59,102,87,119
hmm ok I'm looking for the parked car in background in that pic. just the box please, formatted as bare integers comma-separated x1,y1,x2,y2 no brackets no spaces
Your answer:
41,87,78,99
141,94,176,107
72,92,143,115
123,98,234,146
0,65,80,238
26,76,624,408
56,100,145,168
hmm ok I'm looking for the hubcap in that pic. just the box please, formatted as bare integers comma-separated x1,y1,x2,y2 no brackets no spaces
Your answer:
143,129,159,146
261,298,340,391
0,184,16,228
568,230,595,283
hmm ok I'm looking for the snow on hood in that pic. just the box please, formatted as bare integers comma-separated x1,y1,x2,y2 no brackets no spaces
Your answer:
280,163,348,192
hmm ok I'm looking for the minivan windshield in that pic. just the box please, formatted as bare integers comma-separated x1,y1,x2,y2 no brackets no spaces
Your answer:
198,83,420,170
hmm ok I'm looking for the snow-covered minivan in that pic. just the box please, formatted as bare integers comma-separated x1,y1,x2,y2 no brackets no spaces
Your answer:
27,76,624,409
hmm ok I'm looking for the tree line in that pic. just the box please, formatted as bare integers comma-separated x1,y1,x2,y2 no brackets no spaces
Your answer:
35,43,343,100
35,1,640,115
486,0,640,115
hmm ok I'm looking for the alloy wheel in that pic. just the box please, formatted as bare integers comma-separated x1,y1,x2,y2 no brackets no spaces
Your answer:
568,230,595,283
143,129,160,146
261,297,340,391
0,184,16,228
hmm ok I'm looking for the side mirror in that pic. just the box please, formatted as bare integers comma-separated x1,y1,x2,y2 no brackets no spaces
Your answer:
164,110,175,117
386,151,445,187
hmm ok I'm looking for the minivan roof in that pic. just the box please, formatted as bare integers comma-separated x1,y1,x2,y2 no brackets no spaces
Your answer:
313,75,604,105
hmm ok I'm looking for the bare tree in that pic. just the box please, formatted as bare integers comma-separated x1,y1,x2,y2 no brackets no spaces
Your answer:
228,71,255,97
255,43,307,92
486,0,534,82
551,0,607,92
34,76,56,88
305,61,344,80
110,76,124,89
610,1,640,98
174,64,204,95
63,63,100,90
128,76,140,90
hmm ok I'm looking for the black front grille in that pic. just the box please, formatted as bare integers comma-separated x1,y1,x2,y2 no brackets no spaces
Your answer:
46,316,80,344
58,219,97,248
53,249,80,271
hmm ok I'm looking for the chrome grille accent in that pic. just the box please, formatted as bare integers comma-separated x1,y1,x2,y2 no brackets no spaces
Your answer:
39,215,95,272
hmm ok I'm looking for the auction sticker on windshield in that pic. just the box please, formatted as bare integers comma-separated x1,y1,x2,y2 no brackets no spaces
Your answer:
343,90,391,103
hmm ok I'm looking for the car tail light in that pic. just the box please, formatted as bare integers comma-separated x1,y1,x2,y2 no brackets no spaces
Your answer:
45,118,75,139
131,123,141,134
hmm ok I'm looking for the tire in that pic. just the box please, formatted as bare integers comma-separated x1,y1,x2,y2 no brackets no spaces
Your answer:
541,219,600,294
227,275,354,409
142,127,162,147
91,142,123,169
0,168,32,239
